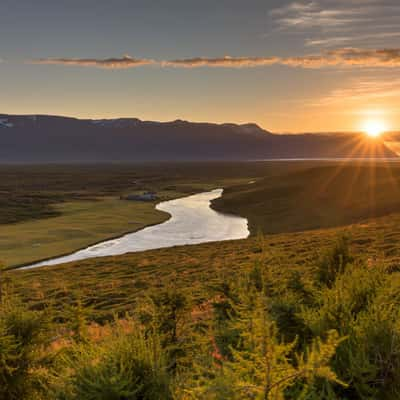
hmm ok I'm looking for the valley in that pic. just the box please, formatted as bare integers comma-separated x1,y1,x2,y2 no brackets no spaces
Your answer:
3,161,400,399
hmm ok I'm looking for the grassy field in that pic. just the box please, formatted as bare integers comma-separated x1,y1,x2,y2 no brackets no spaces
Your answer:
213,162,400,234
0,163,261,267
0,197,171,267
0,163,234,225
0,161,320,225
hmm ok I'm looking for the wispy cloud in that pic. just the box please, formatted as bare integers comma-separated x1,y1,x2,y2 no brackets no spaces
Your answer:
305,32,400,47
310,75,400,107
30,55,155,69
270,1,400,47
270,1,373,28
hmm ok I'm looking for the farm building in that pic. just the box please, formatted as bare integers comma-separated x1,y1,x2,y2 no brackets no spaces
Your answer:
124,191,158,201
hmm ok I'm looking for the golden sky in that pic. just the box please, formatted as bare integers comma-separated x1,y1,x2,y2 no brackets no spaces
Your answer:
1,1,399,132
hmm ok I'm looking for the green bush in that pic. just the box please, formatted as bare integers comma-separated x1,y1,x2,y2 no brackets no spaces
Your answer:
0,296,50,400
301,261,400,399
52,324,172,400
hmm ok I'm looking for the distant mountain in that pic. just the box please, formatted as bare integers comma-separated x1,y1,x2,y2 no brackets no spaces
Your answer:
0,114,397,162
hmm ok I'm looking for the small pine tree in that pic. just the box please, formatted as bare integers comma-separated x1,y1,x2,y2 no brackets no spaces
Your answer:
189,271,346,400
149,285,191,374
316,235,353,288
66,297,90,343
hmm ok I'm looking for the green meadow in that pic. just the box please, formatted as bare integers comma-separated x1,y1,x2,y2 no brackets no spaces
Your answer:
0,198,171,267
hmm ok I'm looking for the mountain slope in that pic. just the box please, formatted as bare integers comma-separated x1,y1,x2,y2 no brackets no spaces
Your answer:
213,164,400,234
0,114,396,162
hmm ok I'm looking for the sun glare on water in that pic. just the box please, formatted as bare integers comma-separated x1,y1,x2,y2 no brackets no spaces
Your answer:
362,119,387,138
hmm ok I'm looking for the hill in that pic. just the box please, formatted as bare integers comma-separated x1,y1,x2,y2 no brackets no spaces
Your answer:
213,163,400,234
0,114,396,162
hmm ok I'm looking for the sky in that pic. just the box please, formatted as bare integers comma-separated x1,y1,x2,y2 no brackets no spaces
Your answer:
1,0,400,132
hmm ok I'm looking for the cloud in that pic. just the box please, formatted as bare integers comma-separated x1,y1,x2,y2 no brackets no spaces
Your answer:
305,32,400,47
270,1,372,29
163,48,400,69
285,48,400,68
29,48,400,70
162,56,280,68
310,75,400,107
269,1,400,47
30,55,155,69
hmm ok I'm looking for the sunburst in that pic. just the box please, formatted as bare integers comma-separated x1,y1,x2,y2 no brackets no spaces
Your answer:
362,119,387,138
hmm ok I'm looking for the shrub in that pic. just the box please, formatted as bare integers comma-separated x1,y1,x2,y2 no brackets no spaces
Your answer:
301,261,400,399
191,285,345,400
149,287,191,373
316,235,353,288
0,295,50,400
51,323,172,400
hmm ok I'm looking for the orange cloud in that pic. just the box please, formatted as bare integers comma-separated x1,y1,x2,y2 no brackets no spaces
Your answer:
163,56,280,68
165,48,400,69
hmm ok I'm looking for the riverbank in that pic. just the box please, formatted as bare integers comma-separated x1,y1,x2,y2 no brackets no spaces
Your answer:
2,186,208,268
1,197,171,269
21,189,249,269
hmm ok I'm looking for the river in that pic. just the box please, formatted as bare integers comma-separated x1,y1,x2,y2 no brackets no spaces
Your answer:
22,189,249,269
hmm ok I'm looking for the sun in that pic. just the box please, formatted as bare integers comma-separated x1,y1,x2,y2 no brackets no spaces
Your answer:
362,119,386,138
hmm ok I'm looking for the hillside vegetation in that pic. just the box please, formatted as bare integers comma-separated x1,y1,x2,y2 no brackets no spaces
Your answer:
213,163,400,234
4,227,400,399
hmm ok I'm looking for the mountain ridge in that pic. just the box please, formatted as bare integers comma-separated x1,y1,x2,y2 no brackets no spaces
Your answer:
0,113,397,162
